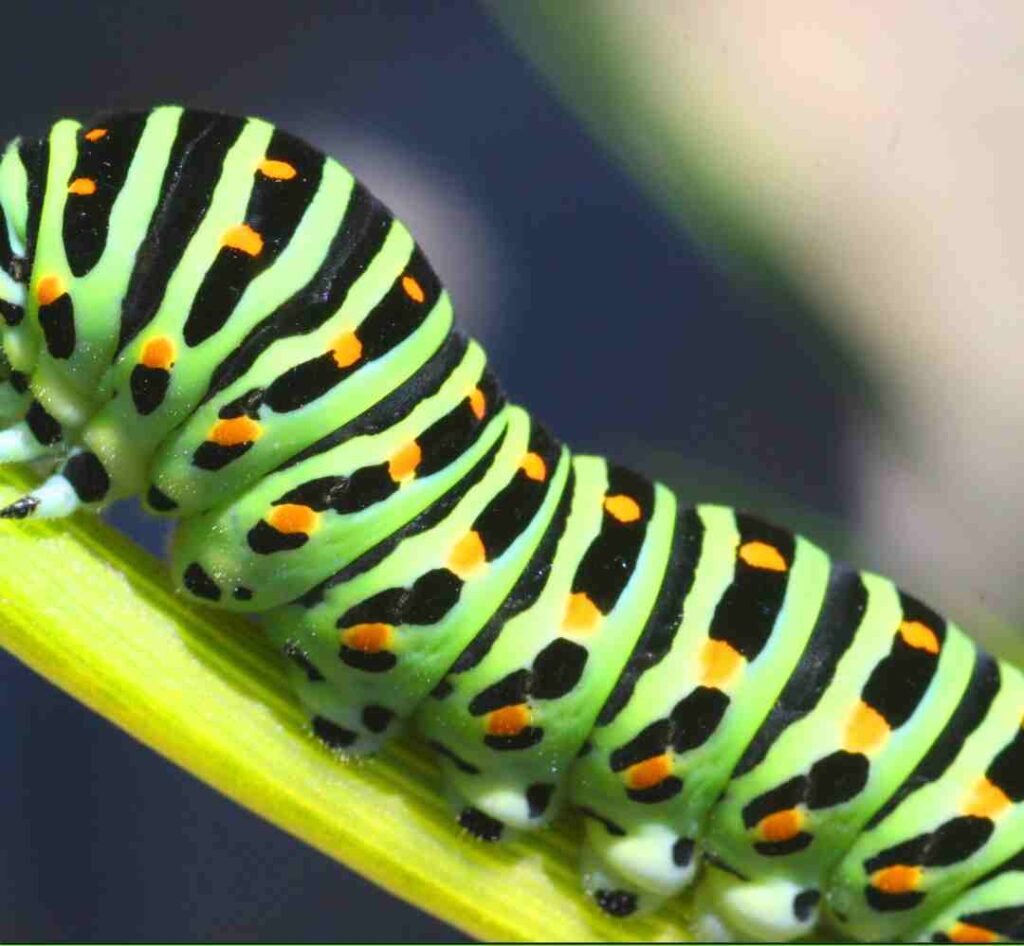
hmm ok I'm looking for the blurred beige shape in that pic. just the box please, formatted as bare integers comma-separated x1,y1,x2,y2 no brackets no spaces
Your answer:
498,1,1024,635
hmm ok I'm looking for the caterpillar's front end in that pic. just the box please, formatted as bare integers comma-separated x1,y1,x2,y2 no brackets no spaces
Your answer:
0,138,36,447
0,118,157,521
0,133,86,520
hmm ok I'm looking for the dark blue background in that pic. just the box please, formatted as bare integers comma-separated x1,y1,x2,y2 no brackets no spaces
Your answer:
0,3,854,940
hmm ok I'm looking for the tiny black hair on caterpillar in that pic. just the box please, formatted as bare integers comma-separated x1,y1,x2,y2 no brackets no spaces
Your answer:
0,107,1021,943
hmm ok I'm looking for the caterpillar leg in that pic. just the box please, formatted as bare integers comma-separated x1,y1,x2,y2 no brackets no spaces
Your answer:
577,815,693,917
578,836,671,918
0,422,60,463
0,395,68,464
692,864,820,942
446,785,514,844
0,468,78,519
434,751,549,840
0,446,112,519
276,638,377,754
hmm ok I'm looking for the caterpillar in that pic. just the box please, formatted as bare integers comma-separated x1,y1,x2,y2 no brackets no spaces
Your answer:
0,106,1020,944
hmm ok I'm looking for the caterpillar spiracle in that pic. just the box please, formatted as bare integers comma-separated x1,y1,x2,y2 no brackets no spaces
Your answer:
0,107,1021,944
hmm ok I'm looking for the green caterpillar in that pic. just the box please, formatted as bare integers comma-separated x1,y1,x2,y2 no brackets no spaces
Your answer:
0,106,1021,944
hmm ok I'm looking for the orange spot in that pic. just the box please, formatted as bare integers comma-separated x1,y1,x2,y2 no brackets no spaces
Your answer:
84,128,108,142
388,441,422,483
738,540,788,572
604,494,641,524
949,922,999,944
758,808,804,843
871,864,921,895
844,701,891,754
257,158,297,180
520,452,547,482
267,503,319,536
486,704,530,736
67,177,97,196
963,777,1011,819
625,754,673,790
35,274,65,307
140,336,175,370
209,415,262,447
221,223,264,256
899,620,940,655
401,274,425,303
449,530,487,578
564,591,602,633
342,622,392,653
468,386,486,421
329,331,363,369
701,639,744,687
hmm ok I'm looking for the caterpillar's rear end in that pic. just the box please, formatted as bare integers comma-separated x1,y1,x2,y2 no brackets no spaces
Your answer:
1,105,1022,943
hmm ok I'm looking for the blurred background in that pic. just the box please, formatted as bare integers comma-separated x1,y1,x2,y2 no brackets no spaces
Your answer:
1,1,1021,940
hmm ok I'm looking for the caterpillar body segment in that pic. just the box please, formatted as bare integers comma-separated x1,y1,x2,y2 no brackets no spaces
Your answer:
829,662,1024,940
0,106,1021,943
914,866,1024,943
418,459,678,833
171,332,489,612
